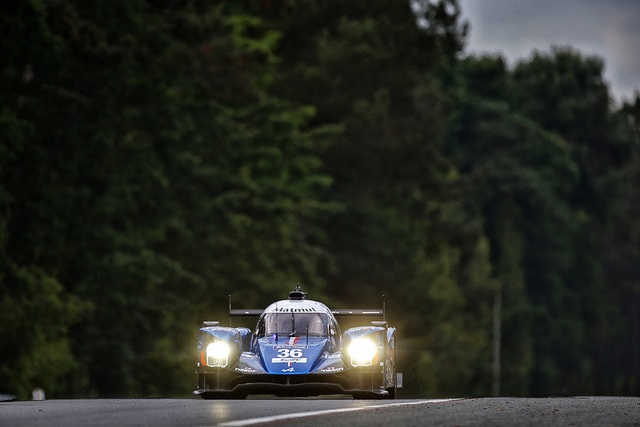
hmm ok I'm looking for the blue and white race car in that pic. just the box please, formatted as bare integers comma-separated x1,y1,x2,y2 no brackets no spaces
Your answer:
194,286,399,399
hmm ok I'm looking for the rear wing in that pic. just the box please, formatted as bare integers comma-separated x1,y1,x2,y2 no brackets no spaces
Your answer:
331,309,383,316
333,294,387,328
333,294,386,320
332,308,387,328
227,295,387,322
229,309,264,317
229,308,383,316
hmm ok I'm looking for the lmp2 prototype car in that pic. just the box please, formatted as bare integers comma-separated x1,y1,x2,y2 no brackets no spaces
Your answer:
194,286,399,399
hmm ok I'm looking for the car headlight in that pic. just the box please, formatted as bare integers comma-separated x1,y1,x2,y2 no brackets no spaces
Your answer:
347,338,377,367
206,341,230,367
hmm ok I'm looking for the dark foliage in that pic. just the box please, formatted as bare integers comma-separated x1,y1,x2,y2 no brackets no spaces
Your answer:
1,0,638,398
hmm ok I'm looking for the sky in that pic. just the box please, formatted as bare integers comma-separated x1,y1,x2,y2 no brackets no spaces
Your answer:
457,0,640,103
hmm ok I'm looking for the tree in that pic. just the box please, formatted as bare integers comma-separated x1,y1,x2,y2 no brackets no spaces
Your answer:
509,47,623,395
600,94,640,395
454,49,630,396
260,0,495,396
0,0,336,397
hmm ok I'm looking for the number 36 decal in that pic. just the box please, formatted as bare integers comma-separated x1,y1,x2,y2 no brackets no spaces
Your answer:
277,348,303,358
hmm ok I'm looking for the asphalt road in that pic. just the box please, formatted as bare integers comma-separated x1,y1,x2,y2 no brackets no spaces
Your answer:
1,396,639,426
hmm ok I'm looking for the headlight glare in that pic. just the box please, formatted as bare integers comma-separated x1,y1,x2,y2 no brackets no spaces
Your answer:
206,341,230,367
347,338,377,367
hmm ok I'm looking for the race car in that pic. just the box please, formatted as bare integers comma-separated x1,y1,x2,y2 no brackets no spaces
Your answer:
194,285,399,399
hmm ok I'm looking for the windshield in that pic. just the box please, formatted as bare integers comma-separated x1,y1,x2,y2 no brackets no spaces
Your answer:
258,313,329,337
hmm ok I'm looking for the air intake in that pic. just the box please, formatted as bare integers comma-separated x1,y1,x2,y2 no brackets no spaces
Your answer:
288,284,307,300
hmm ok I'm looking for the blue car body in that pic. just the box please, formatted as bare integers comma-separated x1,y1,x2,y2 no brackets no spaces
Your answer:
194,286,398,399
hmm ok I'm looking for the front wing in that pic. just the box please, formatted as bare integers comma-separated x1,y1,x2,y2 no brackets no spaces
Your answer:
194,363,392,398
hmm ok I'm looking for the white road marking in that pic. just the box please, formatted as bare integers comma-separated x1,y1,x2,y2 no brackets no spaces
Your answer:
215,399,460,426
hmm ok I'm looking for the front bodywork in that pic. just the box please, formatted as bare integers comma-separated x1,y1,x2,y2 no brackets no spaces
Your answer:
194,289,397,399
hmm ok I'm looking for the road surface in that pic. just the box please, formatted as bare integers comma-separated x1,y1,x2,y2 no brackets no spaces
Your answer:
1,396,639,426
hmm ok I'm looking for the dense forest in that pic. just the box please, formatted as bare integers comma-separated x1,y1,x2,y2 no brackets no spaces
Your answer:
1,0,639,399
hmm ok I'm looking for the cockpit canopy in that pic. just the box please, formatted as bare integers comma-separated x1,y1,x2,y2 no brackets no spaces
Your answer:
257,312,331,337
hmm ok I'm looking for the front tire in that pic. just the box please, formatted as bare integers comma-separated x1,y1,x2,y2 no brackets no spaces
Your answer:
385,385,396,399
